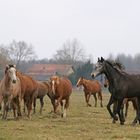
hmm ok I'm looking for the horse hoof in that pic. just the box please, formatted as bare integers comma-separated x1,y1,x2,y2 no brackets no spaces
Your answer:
131,122,136,126
120,122,124,125
114,116,118,121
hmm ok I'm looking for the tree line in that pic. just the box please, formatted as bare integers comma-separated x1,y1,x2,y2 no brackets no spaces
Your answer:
0,39,140,84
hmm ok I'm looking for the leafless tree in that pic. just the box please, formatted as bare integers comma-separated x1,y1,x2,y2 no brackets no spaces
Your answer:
53,39,86,65
0,40,37,69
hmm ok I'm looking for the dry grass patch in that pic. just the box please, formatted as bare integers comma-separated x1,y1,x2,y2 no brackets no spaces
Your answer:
0,90,140,140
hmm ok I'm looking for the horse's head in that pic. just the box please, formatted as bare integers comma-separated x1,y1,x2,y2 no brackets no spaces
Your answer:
50,75,60,95
76,77,84,87
5,64,17,83
91,57,105,78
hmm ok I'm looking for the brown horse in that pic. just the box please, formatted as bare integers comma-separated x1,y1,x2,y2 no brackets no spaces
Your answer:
76,77,103,107
0,65,22,119
16,71,38,118
104,77,138,119
33,81,52,114
49,75,72,117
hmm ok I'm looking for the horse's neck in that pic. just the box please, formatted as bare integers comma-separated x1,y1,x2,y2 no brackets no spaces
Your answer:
82,79,89,89
105,63,121,86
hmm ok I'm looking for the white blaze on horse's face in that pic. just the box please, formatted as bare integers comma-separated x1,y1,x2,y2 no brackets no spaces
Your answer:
52,80,56,95
76,79,81,87
8,67,17,83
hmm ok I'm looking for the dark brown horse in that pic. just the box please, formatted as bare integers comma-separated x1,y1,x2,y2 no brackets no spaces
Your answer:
104,77,138,119
33,81,52,114
0,65,22,119
49,75,72,118
91,57,140,125
16,71,38,118
76,77,103,107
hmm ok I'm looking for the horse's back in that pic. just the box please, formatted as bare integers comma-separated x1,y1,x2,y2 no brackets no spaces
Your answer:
86,80,101,93
17,71,37,96
36,81,50,97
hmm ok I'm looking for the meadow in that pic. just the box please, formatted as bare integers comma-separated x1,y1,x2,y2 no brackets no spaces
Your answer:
0,89,140,140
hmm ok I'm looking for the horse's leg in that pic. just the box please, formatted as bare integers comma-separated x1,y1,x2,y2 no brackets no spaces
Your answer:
33,97,36,114
93,94,97,107
55,97,62,113
85,92,91,107
132,97,140,125
27,93,35,119
60,100,64,117
40,97,44,114
63,97,70,118
12,101,16,118
51,99,56,113
16,97,22,117
124,99,129,118
2,101,6,119
112,101,118,123
23,98,26,114
107,94,118,122
116,98,125,125
98,91,103,107
0,96,3,111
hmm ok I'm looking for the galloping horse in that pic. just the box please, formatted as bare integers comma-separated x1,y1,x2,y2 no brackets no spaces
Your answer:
76,77,103,107
91,57,140,125
49,75,72,118
0,65,22,119
16,71,38,118
104,77,138,120
33,81,52,114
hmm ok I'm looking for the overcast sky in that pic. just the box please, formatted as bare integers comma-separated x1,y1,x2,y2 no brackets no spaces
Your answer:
0,0,140,62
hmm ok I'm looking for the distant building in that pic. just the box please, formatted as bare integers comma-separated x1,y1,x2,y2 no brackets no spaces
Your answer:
26,64,74,80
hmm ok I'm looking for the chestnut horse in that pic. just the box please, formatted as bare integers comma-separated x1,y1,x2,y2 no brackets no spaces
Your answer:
50,75,72,118
33,81,52,114
76,77,103,107
16,71,38,118
0,65,22,119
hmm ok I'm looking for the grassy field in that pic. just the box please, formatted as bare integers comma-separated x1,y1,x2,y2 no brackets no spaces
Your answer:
0,89,140,140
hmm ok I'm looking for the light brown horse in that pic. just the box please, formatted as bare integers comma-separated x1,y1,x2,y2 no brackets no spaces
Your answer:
76,77,103,107
33,81,52,114
16,71,38,118
0,65,22,119
50,75,72,118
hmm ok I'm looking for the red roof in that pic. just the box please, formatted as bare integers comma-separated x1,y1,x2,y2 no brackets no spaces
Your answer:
26,64,73,77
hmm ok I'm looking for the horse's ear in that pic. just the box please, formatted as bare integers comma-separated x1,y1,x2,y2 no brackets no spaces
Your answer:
101,57,104,62
98,57,100,62
6,65,9,69
81,76,83,79
5,65,9,74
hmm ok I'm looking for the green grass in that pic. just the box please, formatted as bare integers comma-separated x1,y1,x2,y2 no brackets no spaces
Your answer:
0,90,140,140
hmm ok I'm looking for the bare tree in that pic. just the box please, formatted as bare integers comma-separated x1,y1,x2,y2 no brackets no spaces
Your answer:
53,39,86,65
0,46,11,66
0,40,37,68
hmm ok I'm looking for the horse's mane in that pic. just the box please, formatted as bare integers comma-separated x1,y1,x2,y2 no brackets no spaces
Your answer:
106,59,125,70
106,60,140,80
106,60,126,76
